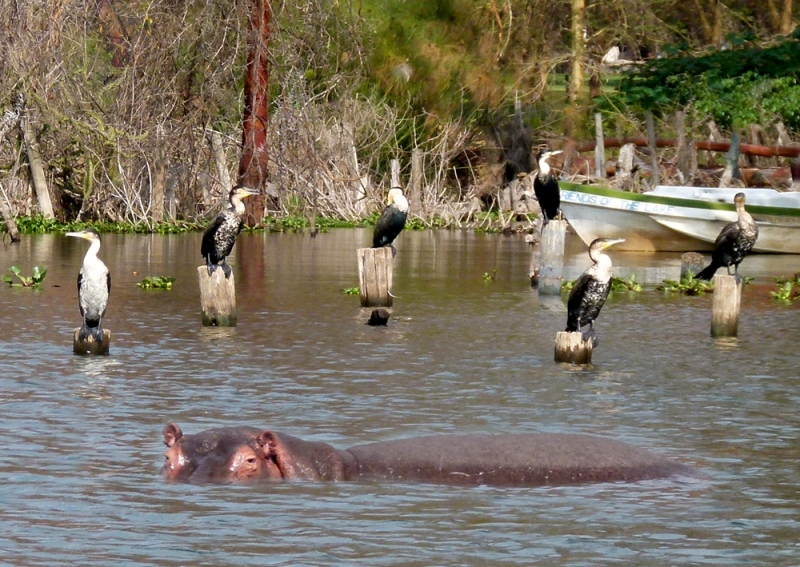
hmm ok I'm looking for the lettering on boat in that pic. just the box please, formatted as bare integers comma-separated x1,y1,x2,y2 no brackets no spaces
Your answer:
561,191,674,214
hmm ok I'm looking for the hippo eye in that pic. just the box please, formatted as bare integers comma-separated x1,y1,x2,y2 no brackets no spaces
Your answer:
246,456,257,465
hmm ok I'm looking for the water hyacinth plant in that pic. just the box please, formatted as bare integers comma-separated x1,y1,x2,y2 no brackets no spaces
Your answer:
2,265,47,288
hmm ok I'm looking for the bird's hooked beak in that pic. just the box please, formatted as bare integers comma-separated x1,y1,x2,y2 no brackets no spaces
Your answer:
546,150,563,158
236,187,260,199
601,238,626,250
65,231,91,240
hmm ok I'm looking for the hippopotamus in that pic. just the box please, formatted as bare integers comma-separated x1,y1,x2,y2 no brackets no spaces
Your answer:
161,423,697,486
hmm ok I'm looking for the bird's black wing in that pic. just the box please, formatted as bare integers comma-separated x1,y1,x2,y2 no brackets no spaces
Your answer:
77,272,85,317
566,273,592,331
373,206,406,247
201,214,225,258
107,271,111,294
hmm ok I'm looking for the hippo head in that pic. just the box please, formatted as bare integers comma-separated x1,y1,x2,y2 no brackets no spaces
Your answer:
161,423,285,483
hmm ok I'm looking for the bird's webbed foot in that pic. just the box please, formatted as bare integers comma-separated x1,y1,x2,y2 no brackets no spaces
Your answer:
581,326,598,347
222,263,232,279
206,262,217,277
733,272,743,285
390,244,397,258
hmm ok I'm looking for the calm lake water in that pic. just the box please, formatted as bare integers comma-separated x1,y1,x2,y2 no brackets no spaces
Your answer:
0,228,798,566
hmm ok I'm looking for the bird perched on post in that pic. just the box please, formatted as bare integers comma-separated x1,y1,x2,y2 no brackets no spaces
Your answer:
533,148,563,226
695,192,758,282
566,237,625,344
372,187,409,252
66,228,110,344
201,185,259,278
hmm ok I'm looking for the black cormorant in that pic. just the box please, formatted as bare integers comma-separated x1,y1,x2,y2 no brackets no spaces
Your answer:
66,228,110,343
696,192,758,281
566,237,625,343
372,187,409,250
201,185,259,278
533,149,563,226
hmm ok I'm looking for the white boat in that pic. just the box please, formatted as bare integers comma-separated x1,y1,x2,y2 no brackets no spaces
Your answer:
559,182,800,253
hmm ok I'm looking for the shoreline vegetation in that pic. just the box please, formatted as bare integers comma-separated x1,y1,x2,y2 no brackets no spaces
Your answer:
8,211,535,236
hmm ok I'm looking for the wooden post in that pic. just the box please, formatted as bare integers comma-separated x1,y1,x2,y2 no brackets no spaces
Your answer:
73,328,111,355
198,267,237,326
719,133,741,187
711,274,742,337
791,155,800,192
538,220,567,295
617,143,635,191
410,148,422,216
680,252,705,280
675,110,690,183
646,112,660,186
554,331,592,364
391,159,401,188
594,113,605,179
357,247,394,307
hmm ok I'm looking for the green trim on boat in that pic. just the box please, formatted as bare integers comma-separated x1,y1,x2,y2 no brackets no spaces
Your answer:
558,181,800,218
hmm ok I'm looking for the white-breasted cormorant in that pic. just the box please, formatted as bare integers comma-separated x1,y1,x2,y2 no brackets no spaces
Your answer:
566,237,625,343
66,228,110,343
201,185,259,278
372,187,409,251
696,192,758,281
533,149,563,226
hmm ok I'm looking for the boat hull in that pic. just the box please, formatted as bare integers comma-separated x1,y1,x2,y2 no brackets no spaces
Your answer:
559,183,800,254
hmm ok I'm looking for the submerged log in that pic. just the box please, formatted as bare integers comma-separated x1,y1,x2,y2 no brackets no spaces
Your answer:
73,328,111,355
198,266,237,326
554,331,592,364
711,274,742,337
357,247,394,307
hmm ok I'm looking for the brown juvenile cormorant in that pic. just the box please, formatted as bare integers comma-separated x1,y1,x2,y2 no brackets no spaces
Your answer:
533,149,563,226
201,185,259,278
696,192,758,281
372,187,409,251
566,237,625,343
66,228,110,343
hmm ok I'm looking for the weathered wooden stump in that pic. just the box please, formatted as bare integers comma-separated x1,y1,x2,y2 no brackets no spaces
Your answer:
538,220,567,295
357,247,394,307
554,331,592,364
197,266,237,326
680,252,706,280
73,328,111,356
711,274,741,337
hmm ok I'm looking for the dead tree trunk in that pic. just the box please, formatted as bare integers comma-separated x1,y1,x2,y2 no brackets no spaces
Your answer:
20,110,55,219
238,0,272,226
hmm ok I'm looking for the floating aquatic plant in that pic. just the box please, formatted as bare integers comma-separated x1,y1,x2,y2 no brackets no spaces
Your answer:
2,265,47,288
137,276,175,289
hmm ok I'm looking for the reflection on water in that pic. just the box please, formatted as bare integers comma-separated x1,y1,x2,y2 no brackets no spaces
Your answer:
0,229,799,565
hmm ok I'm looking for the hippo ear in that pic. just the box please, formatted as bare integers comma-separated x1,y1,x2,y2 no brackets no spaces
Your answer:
163,423,183,447
256,430,279,457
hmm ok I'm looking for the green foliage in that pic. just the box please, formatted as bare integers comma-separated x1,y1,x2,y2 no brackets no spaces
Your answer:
770,274,800,302
609,33,800,127
609,274,642,293
562,274,642,294
2,265,47,288
12,216,205,235
482,269,497,281
136,276,175,290
342,287,360,295
657,273,714,295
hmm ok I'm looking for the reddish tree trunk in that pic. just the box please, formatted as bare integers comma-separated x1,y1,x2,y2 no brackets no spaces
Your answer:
96,0,129,68
238,0,271,225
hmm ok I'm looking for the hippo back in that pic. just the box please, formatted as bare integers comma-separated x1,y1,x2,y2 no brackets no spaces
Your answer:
345,433,695,486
